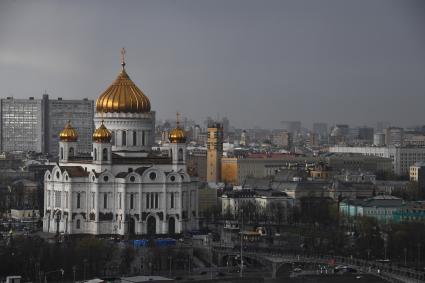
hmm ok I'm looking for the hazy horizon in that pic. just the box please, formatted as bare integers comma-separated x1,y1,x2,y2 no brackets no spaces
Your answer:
1,0,424,129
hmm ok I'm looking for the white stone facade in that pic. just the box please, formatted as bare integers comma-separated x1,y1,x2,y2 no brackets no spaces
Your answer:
43,161,198,235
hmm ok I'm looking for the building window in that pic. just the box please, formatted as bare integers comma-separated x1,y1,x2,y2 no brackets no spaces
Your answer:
130,194,134,209
178,148,183,161
94,148,97,160
65,192,68,209
55,191,61,207
103,148,108,161
150,193,154,209
146,193,150,209
155,193,159,209
149,172,156,180
92,193,95,208
119,193,122,209
77,193,81,209
69,147,74,156
60,147,64,160
122,131,127,146
76,219,80,229
133,131,137,146
142,131,145,146
171,193,174,209
104,193,107,209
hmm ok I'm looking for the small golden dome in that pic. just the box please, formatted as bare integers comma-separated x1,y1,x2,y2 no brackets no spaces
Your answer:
169,112,186,143
59,120,78,142
93,121,112,143
96,49,151,113
169,127,186,143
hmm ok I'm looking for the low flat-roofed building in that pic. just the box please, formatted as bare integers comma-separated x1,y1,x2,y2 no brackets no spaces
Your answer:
340,195,404,224
393,201,425,223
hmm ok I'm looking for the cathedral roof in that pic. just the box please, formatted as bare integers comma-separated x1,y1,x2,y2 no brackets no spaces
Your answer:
59,166,89,177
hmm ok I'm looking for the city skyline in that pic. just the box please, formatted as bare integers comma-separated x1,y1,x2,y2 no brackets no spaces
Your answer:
1,0,424,129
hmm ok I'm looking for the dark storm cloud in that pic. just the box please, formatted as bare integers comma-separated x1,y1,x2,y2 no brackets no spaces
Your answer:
0,0,424,129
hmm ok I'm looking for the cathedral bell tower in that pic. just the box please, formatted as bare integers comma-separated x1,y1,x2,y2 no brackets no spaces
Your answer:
58,120,78,163
168,112,187,172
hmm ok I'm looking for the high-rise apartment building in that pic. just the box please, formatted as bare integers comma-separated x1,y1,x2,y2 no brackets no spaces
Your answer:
272,130,292,149
0,94,94,156
281,121,301,134
207,122,223,182
385,127,404,146
357,127,374,144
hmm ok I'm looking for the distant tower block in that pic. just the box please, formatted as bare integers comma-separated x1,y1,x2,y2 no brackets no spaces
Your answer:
207,122,223,183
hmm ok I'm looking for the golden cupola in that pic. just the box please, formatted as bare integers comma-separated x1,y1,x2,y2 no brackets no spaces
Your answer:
93,121,112,143
59,120,78,142
95,48,151,114
169,112,186,143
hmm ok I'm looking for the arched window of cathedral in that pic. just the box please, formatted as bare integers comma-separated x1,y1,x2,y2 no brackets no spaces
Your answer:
155,193,159,209
94,148,97,161
122,131,127,146
149,172,156,181
103,175,109,182
104,193,107,209
178,148,184,161
77,193,81,209
133,131,137,146
130,194,134,209
56,172,60,179
69,147,74,156
103,148,108,161
60,147,64,160
76,219,80,229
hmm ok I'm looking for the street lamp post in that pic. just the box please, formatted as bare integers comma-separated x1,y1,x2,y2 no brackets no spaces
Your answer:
168,256,172,277
240,208,244,278
209,233,213,280
404,248,408,266
72,266,76,283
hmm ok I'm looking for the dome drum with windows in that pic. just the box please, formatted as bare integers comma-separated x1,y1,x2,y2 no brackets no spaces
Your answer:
59,121,78,142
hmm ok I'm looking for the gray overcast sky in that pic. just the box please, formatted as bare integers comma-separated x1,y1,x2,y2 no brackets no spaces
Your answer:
0,0,424,129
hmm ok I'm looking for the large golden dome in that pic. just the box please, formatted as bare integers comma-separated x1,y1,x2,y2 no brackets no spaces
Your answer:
96,49,151,113
93,121,112,143
59,120,78,142
169,112,186,143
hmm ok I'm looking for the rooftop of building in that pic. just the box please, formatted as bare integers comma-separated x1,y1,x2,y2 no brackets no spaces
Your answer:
341,195,403,208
